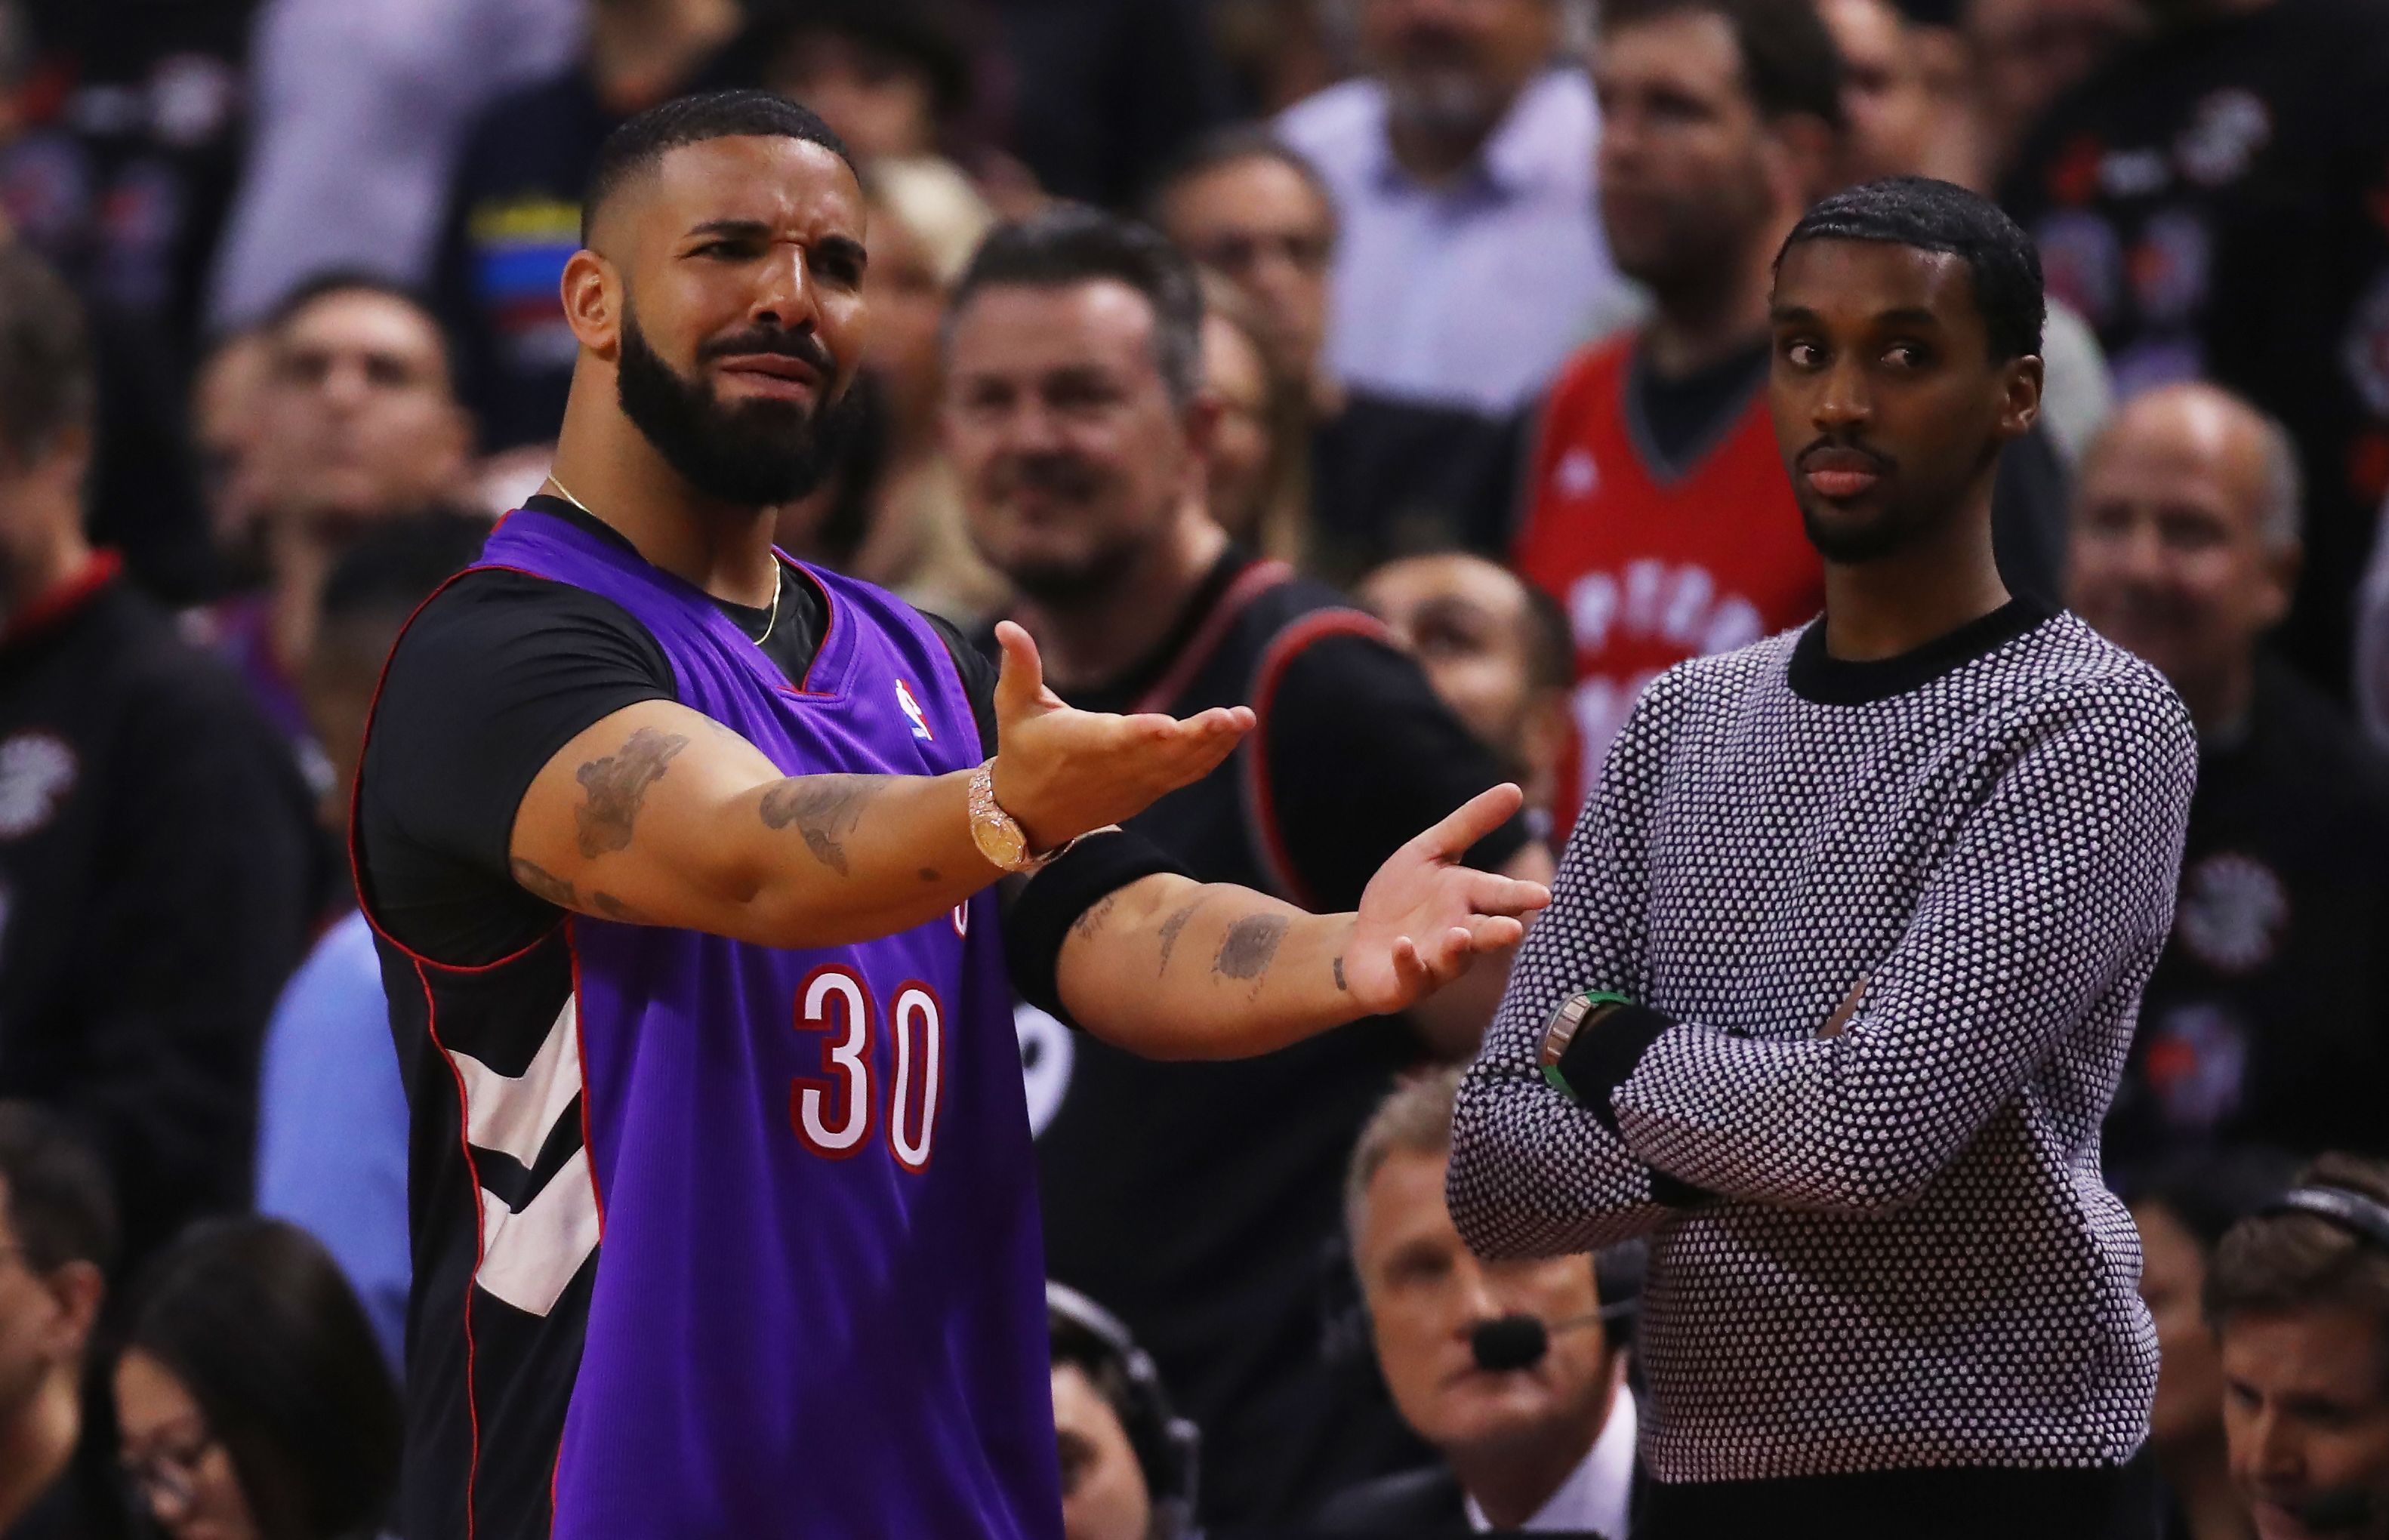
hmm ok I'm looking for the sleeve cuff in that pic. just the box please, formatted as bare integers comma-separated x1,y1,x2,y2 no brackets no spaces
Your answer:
1554,1002,1674,1136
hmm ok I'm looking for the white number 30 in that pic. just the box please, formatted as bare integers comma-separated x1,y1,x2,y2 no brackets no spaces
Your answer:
791,966,943,1171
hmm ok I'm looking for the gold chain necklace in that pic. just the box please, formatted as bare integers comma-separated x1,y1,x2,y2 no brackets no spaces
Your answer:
543,475,783,646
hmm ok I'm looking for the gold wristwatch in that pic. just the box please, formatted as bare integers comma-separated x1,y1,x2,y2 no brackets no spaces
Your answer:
966,759,1076,874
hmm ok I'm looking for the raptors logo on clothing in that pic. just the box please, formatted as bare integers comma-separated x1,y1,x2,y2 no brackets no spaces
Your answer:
1512,337,1823,815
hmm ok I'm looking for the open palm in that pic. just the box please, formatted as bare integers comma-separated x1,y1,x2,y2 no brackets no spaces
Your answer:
1342,784,1552,1016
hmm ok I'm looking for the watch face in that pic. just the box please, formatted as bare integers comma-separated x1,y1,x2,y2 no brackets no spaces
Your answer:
976,814,1030,870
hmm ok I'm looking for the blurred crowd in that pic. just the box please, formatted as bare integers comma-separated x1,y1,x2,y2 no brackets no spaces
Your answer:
0,0,2385,1535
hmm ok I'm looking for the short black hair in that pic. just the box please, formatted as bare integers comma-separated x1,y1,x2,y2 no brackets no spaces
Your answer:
260,269,455,381
581,89,858,245
0,1102,116,1276
0,244,94,467
945,205,1206,406
1143,125,1339,238
1600,0,1848,129
740,0,976,124
1777,176,2046,361
321,510,492,627
119,1218,401,1540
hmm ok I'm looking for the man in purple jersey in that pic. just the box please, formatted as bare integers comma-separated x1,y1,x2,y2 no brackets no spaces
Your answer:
347,90,1549,1540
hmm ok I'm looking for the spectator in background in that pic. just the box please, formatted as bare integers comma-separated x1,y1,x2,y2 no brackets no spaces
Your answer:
1280,0,1626,418
254,513,490,1375
2001,0,2389,699
1961,0,2138,183
112,1219,400,1540
1048,1284,1200,1540
189,330,276,596
430,0,741,453
739,0,973,164
2206,1153,2389,1540
206,0,580,329
0,1104,125,1540
1360,553,1574,840
1196,271,1311,565
949,208,1546,1523
1509,0,1842,813
986,0,1234,211
0,245,313,1266
1154,130,1525,575
193,275,475,768
2070,384,2389,1170
1318,1067,1640,1535
2128,1147,2297,1540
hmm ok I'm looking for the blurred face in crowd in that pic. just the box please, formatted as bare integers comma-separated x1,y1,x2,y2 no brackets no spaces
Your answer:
1051,1362,1153,1540
1201,310,1275,544
255,289,470,527
1356,1145,1616,1461
192,331,275,559
1593,11,1791,300
1361,0,1560,142
769,30,939,160
2221,1307,2389,1540
116,1348,257,1540
2068,386,2294,723
1769,239,2040,564
1965,0,2136,168
863,195,950,433
1360,553,1568,794
568,134,871,508
946,279,1211,606
1156,156,1336,391
1821,0,1933,182
2135,1200,2229,1455
0,1183,100,1442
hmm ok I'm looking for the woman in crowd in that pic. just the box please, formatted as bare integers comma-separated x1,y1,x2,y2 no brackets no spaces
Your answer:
111,1218,400,1540
1196,271,1312,566
2129,1147,2301,1540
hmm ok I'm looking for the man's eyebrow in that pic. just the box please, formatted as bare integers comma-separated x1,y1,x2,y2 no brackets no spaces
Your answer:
683,218,770,242
1769,303,1820,325
812,233,868,270
1873,306,1946,329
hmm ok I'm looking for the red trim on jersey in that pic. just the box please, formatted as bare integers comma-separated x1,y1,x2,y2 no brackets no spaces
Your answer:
0,550,122,649
1241,611,1395,908
781,558,843,700
347,562,568,975
1130,559,1297,715
417,959,486,1540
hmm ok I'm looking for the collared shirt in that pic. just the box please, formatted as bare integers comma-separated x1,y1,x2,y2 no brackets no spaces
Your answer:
1278,69,1629,414
1465,1388,1638,1535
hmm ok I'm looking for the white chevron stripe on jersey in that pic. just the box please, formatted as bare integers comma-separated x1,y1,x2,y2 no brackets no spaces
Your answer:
453,996,583,1166
476,1144,601,1317
446,994,598,1318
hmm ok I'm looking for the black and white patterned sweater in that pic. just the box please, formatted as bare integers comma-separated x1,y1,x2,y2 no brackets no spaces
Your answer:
1450,599,2197,1486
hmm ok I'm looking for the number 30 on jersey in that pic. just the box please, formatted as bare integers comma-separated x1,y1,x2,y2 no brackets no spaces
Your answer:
789,964,943,1170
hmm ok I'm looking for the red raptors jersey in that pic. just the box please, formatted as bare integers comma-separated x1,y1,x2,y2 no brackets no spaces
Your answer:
1513,336,1823,813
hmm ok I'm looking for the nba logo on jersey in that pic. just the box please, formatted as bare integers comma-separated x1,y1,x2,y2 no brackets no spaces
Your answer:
894,679,935,741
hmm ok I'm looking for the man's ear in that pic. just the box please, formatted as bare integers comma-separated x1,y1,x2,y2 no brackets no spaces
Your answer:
561,248,621,359
1997,353,2045,443
39,1259,103,1363
2258,537,2303,630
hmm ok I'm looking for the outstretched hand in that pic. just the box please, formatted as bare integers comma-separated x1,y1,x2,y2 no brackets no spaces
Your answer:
986,621,1255,850
1342,784,1552,1016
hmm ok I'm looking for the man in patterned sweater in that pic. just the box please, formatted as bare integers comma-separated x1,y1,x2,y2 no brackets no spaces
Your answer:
1450,177,2198,1539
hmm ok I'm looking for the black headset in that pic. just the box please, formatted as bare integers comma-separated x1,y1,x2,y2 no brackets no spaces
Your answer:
1047,1281,1202,1539
2265,1184,2389,1252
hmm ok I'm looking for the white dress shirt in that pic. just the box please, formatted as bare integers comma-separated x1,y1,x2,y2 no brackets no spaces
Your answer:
1278,68,1628,414
1465,1388,1639,1535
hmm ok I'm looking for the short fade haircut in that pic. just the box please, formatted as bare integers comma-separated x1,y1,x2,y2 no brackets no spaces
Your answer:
1346,1066,1466,1252
945,205,1207,408
1600,0,1848,129
581,89,857,245
1778,176,2046,362
260,268,457,383
0,245,95,467
0,1101,118,1276
2206,1152,2389,1383
1143,125,1340,241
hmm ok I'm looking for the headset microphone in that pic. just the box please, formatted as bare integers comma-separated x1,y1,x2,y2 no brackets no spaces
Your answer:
1469,1304,1624,1372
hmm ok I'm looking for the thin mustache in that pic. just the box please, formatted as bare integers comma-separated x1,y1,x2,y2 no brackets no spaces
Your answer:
700,331,836,374
1796,439,1896,472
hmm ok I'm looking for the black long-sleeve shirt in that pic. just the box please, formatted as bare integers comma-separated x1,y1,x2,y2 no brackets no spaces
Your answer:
0,559,317,1261
1450,602,2196,1495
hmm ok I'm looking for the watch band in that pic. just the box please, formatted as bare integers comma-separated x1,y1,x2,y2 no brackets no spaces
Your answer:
968,760,1079,874
1538,990,1635,1102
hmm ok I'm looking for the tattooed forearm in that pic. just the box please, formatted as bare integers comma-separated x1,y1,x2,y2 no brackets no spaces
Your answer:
590,891,651,923
757,775,885,876
574,728,689,858
1155,899,1204,975
1333,954,1347,992
511,857,578,909
1071,892,1121,942
1214,913,1288,984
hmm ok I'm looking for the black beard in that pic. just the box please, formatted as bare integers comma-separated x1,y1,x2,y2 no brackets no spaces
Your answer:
616,307,861,509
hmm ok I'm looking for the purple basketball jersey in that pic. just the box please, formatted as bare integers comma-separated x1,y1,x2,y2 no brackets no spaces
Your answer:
390,507,1060,1538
